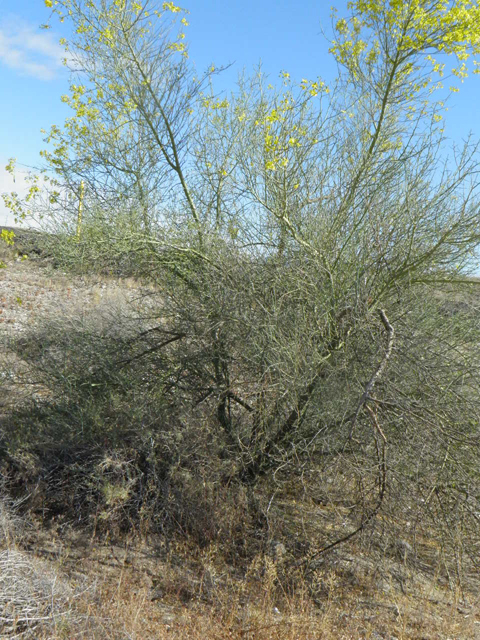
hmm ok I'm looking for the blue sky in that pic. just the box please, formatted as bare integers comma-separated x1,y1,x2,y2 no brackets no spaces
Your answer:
1,0,480,225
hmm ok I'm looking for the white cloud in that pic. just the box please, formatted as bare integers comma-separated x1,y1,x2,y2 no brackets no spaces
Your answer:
0,21,65,81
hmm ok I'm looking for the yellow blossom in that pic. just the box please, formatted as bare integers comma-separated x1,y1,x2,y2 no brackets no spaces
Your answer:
163,1,181,12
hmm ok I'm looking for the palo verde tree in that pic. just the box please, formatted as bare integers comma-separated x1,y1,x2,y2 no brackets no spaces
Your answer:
4,0,480,566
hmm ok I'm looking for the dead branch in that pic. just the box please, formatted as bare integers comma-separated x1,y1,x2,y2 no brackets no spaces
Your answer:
347,309,394,441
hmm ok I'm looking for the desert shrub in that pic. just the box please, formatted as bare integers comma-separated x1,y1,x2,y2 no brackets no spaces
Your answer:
2,240,480,586
3,0,480,584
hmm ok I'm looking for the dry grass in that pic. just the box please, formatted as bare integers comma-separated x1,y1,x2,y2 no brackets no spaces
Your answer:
0,454,479,639
59,544,480,639
0,549,73,638
1,507,479,640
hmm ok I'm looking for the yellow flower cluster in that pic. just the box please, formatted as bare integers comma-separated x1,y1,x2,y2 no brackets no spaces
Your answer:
252,98,314,172
334,0,480,85
167,41,187,55
202,98,230,110
300,78,329,96
0,229,15,247
163,2,181,12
